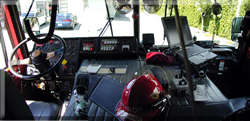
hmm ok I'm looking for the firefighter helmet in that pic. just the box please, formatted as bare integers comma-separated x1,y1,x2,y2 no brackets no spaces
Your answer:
116,73,166,121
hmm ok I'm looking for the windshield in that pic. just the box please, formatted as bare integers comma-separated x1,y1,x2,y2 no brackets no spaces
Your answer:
140,4,165,45
16,0,247,46
18,0,134,38
0,0,249,70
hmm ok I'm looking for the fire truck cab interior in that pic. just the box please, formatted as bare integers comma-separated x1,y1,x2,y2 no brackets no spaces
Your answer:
0,0,250,121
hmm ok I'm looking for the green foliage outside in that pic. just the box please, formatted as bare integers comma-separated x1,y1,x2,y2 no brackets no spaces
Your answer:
155,0,249,40
207,0,238,39
240,0,250,16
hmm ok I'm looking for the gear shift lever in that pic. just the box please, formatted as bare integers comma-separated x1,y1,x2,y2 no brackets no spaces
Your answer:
31,50,55,80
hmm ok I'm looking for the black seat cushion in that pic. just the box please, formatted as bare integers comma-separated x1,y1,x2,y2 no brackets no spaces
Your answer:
5,72,34,120
88,102,118,121
27,101,60,120
3,70,60,120
62,92,118,121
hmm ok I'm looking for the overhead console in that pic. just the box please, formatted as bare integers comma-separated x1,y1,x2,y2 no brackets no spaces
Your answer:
80,37,138,58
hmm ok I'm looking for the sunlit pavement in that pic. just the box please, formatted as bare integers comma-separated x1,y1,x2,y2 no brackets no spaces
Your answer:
190,27,237,47
40,0,134,38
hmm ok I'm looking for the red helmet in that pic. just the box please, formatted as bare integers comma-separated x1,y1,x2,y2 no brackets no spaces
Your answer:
116,73,166,121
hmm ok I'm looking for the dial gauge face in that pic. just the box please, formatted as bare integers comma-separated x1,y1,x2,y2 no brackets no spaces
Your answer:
113,0,132,14
143,0,163,14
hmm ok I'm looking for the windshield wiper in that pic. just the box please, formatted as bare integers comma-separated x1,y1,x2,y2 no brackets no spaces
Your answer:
98,0,114,37
94,0,114,52
98,18,113,37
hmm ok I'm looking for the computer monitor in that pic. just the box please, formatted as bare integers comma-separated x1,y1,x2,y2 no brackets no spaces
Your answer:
162,16,193,48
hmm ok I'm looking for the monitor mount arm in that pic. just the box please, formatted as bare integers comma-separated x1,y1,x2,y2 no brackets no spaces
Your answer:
164,0,168,17
173,0,196,121
164,0,174,17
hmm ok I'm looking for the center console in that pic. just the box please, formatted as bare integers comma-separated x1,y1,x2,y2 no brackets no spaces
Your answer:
163,66,227,102
62,58,142,120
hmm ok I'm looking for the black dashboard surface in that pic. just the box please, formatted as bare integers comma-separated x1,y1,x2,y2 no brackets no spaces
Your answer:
35,36,138,76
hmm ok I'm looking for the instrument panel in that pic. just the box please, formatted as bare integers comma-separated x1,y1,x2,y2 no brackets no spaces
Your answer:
100,38,118,51
54,37,137,76
80,37,138,57
58,39,81,76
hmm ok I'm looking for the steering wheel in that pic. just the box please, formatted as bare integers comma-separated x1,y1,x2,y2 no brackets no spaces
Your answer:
8,34,66,80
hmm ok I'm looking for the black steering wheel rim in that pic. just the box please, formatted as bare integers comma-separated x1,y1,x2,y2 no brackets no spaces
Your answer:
8,34,66,80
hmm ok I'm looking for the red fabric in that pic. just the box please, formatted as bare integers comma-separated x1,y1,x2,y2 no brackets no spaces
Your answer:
146,52,173,65
4,6,25,89
4,5,24,59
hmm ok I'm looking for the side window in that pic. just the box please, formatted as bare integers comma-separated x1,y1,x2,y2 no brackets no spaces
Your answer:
0,7,6,69
0,5,15,69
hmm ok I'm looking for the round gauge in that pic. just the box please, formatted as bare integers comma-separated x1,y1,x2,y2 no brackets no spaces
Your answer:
113,0,132,14
143,0,163,14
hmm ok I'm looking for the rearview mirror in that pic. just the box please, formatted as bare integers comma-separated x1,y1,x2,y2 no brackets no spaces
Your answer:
23,17,40,35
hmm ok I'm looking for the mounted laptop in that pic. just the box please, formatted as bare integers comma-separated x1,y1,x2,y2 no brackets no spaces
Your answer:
161,16,217,66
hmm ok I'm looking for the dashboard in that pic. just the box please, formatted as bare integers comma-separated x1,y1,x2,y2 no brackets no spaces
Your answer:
79,37,138,57
35,36,138,77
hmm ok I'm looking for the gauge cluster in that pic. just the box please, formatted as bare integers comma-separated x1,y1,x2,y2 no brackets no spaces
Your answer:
100,38,118,51
82,42,94,51
80,37,138,57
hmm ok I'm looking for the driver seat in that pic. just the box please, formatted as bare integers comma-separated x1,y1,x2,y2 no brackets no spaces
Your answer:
3,71,61,120
26,101,60,120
